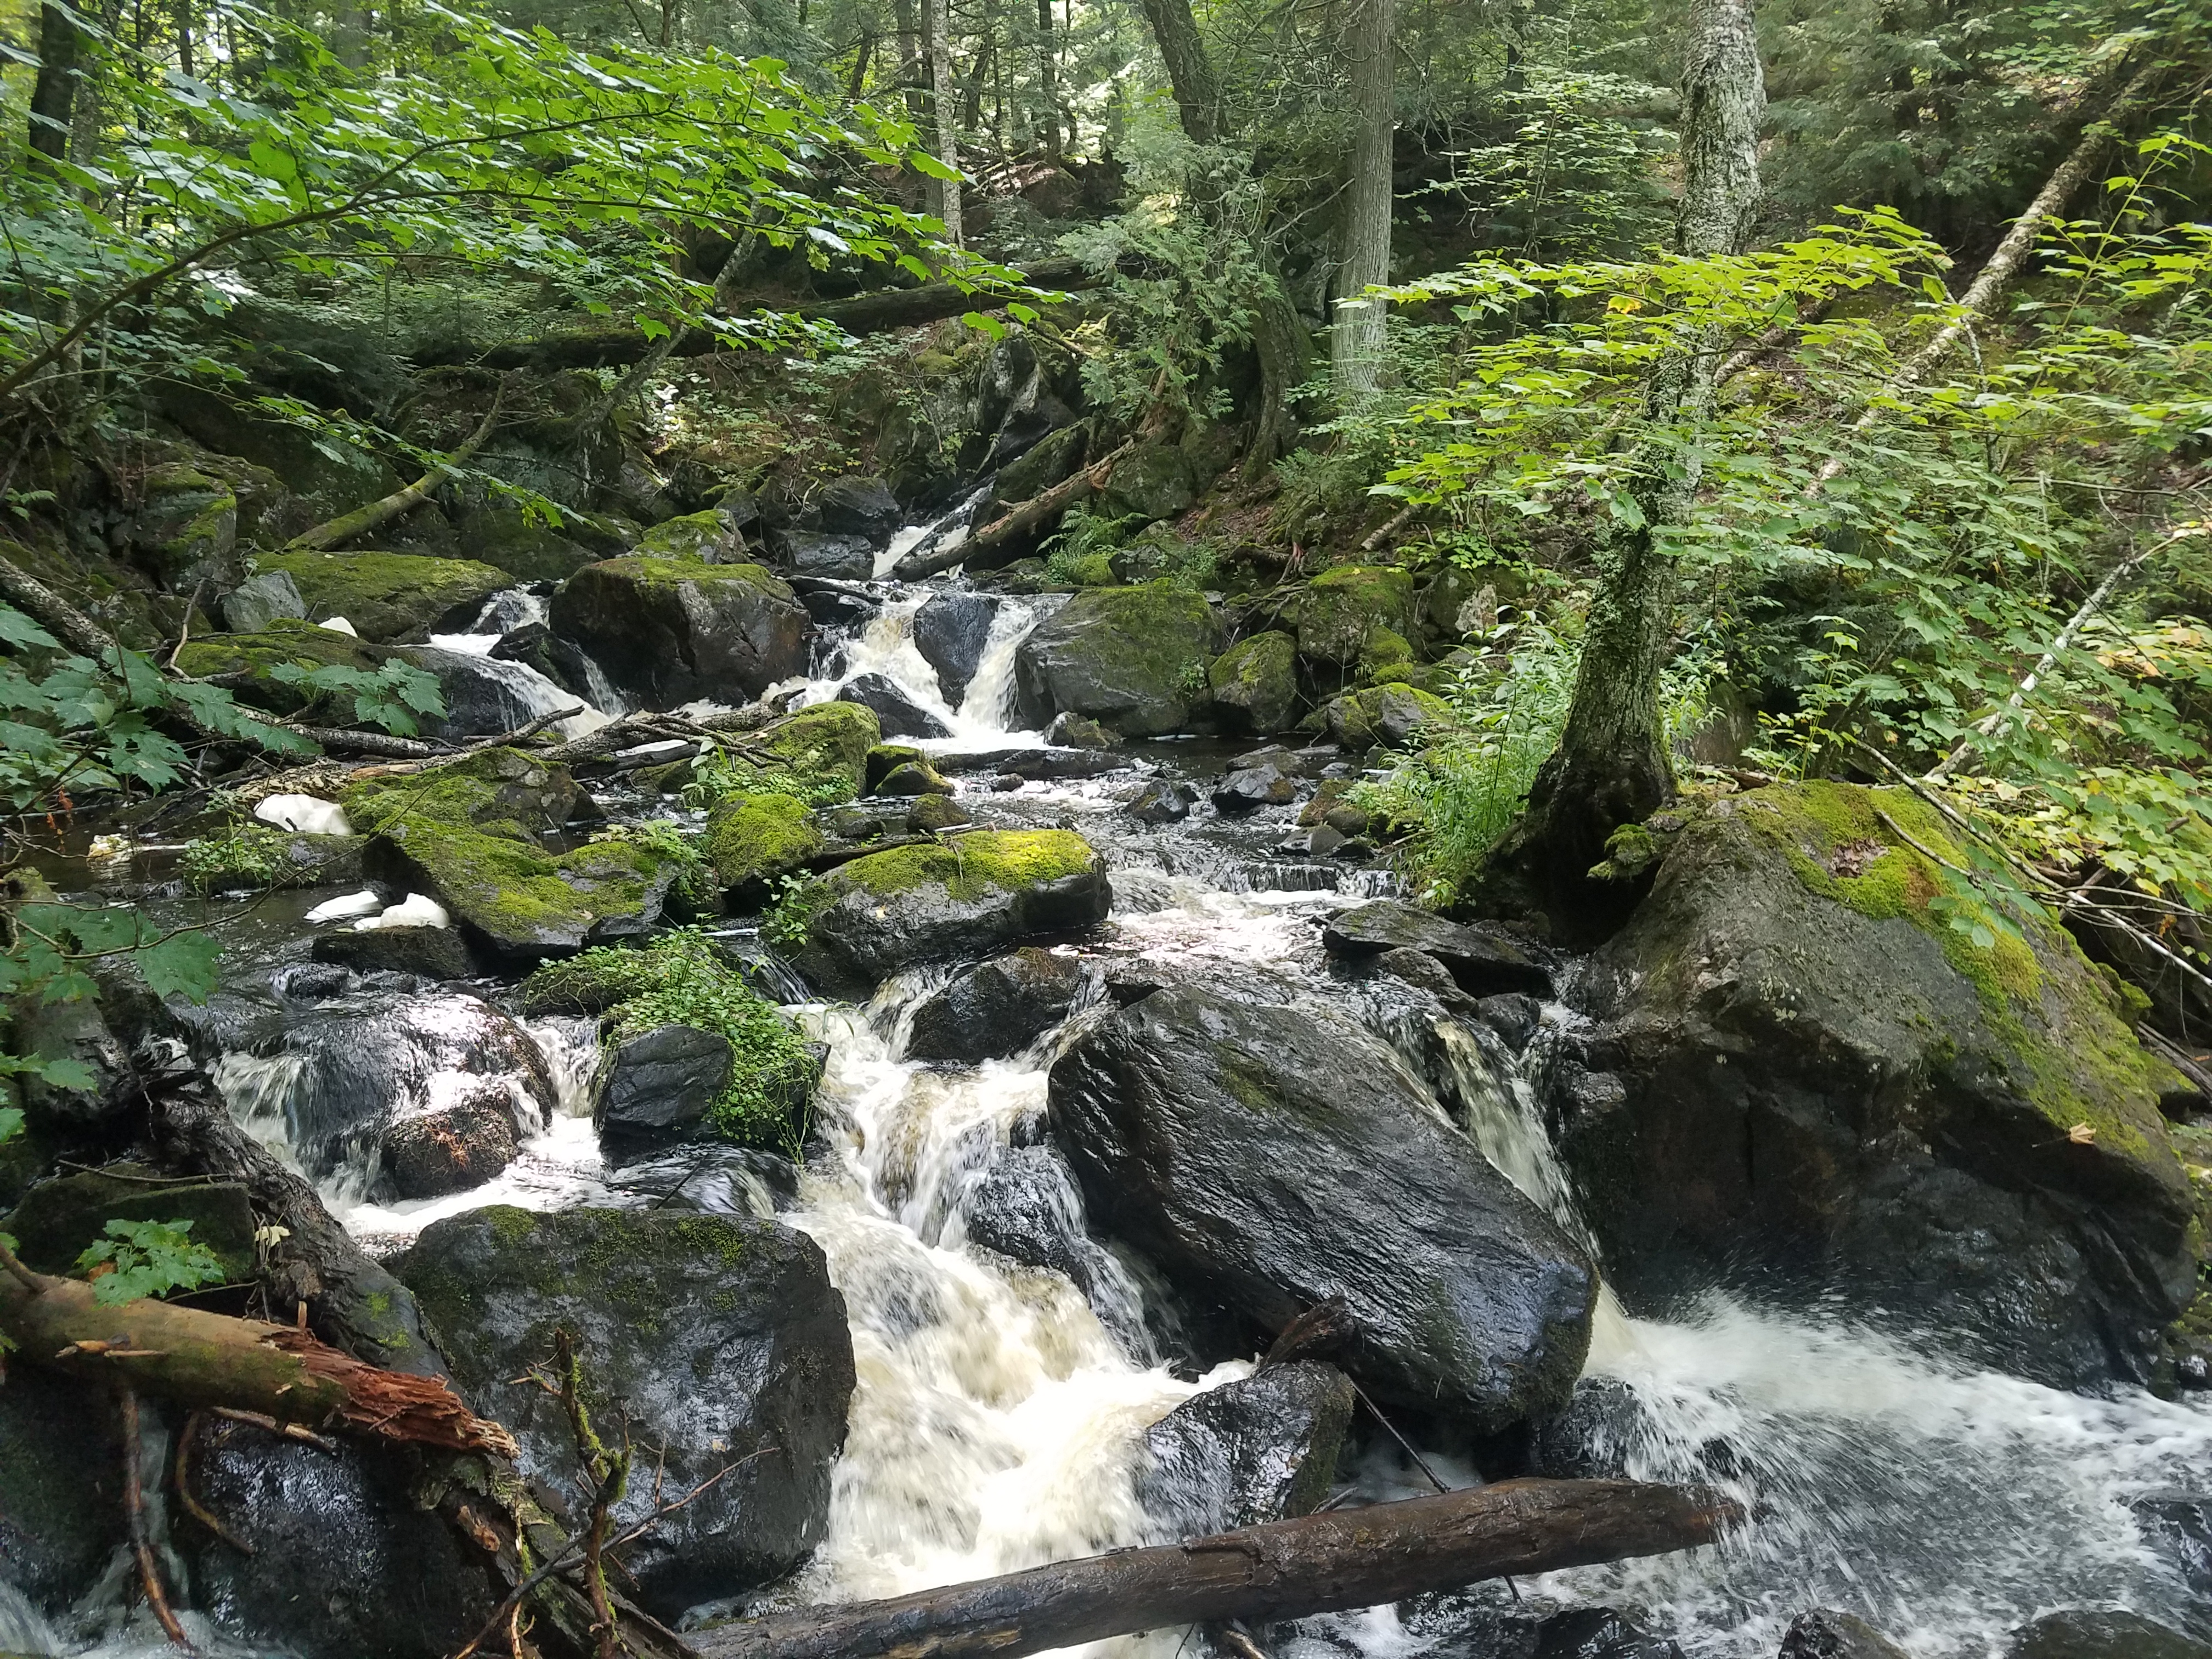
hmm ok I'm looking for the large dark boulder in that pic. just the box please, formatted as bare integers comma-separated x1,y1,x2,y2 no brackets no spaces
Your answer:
549,556,811,707
1562,782,2199,1386
591,1023,733,1144
1048,985,1596,1428
774,528,876,580
793,830,1111,993
2006,1610,2211,1659
838,672,951,738
913,591,998,704
184,1418,496,1659
1014,583,1221,737
0,1367,124,1613
903,947,1086,1063
256,550,510,644
1136,1362,1353,1538
815,475,904,544
959,1142,1152,1358
1323,900,1554,997
397,1207,855,1620
1207,631,1300,735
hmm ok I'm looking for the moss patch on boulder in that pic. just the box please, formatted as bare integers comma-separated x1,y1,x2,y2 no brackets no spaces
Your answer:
705,792,825,894
1013,581,1221,737
173,618,392,703
256,550,510,642
1291,565,1418,667
1207,631,1299,735
694,703,880,806
548,556,810,707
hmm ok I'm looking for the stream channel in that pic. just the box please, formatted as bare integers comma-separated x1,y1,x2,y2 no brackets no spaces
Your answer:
10,535,2212,1659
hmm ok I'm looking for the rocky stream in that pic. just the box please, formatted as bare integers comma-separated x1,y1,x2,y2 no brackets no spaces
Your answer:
3,487,2210,1659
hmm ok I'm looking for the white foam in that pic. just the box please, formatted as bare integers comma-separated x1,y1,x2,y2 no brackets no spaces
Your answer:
304,887,383,923
254,793,353,836
318,615,358,636
354,892,451,930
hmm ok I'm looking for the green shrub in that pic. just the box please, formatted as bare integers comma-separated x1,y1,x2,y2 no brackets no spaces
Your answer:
179,822,289,893
588,820,716,912
76,1218,227,1306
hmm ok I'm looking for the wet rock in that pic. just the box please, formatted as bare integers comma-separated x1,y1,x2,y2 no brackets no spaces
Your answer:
838,672,952,739
1014,582,1221,737
610,1143,802,1211
381,1076,523,1198
1207,631,1300,735
221,568,307,632
1313,682,1454,752
793,830,1111,992
635,505,752,563
906,792,971,832
1364,945,1460,999
1779,1609,1913,1659
0,1363,125,1612
1211,763,1298,814
815,475,903,544
959,1142,1152,1358
904,948,1086,1063
256,550,511,642
2130,1490,2212,1594
549,556,811,706
394,643,588,742
1128,780,1197,824
874,758,954,796
1474,992,1545,1052
1137,1362,1354,1538
793,579,879,629
2005,1609,2212,1659
913,591,999,704
396,1207,855,1619
1277,823,1346,857
775,528,876,580
1323,900,1555,997
1291,565,1419,667
1045,712,1122,749
1096,440,1198,524
3,1163,258,1283
311,923,477,980
1566,782,2201,1387
183,1417,495,1659
1533,1607,1685,1658
992,772,1025,791
592,1023,733,1146
1049,985,1596,1428
706,791,825,898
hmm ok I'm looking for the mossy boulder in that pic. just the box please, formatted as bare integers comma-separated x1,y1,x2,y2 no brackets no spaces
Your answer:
2,1164,257,1284
1311,682,1454,751
126,460,246,589
793,829,1111,992
344,749,672,961
706,792,825,896
256,549,511,642
173,617,394,708
1291,565,1419,667
709,702,881,802
156,381,404,541
445,503,601,582
548,556,810,708
1096,439,1198,524
1207,631,1300,736
396,1207,854,1618
1014,581,1222,737
1562,781,2199,1386
634,506,751,563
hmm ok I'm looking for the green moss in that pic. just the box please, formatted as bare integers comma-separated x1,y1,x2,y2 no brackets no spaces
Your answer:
822,828,1096,905
487,1206,540,1248
257,550,510,642
595,554,795,601
173,617,388,693
688,702,880,808
340,747,570,837
703,792,824,890
866,744,923,791
1292,565,1418,665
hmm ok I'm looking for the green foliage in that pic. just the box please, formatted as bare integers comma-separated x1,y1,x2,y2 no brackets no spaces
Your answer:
682,743,854,810
75,1218,228,1306
1042,506,1132,586
179,821,291,894
263,659,449,737
2,901,225,1030
760,872,828,950
588,820,716,910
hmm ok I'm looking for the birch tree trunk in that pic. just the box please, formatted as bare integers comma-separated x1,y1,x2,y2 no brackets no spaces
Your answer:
1480,0,1764,943
1331,0,1395,401
926,0,964,247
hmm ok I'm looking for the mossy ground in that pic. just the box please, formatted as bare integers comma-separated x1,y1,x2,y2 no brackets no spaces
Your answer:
822,828,1096,904
595,554,794,600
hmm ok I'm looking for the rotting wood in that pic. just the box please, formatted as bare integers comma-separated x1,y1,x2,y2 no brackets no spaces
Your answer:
688,1478,1739,1659
283,382,507,552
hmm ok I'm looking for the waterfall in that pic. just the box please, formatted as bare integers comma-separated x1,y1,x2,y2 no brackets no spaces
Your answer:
802,592,1042,746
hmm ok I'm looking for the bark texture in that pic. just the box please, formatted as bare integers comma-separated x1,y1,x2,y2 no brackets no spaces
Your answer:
689,1479,1737,1659
28,0,80,165
1480,0,1763,945
1331,0,1396,399
1132,0,1220,144
926,0,964,246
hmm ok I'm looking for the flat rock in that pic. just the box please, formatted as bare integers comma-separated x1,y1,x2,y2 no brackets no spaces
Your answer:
1322,900,1554,997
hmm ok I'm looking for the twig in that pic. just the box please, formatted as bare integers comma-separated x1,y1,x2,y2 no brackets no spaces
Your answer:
121,1386,204,1654
174,1412,254,1554
1347,1378,1449,1497
209,1406,338,1451
0,1235,46,1295
164,579,208,673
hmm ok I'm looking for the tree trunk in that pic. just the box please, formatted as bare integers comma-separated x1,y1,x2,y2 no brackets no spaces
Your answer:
1132,0,1219,144
690,1479,1737,1659
1242,278,1311,478
926,0,964,246
1035,0,1064,162
1479,0,1763,944
894,439,1135,579
1331,0,1395,401
893,0,925,117
28,0,82,166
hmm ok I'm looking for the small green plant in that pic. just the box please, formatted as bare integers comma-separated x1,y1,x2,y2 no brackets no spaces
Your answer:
1042,506,1134,588
179,821,290,894
681,744,853,811
590,820,715,911
75,1218,227,1306
761,873,828,951
262,659,448,736
1175,658,1211,700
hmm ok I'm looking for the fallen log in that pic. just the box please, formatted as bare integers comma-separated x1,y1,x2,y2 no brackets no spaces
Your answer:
0,1240,516,1456
689,1477,1739,1659
894,439,1135,580
282,381,506,552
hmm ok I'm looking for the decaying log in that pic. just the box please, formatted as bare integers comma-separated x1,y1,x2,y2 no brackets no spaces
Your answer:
0,1243,516,1456
283,383,506,553
690,1478,1739,1659
894,439,1135,580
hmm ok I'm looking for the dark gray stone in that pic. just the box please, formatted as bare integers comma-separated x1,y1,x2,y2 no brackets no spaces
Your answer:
1014,585,1221,737
775,528,876,580
1534,1607,1684,1659
1045,712,1122,749
0,1366,125,1613
1048,985,1596,1428
592,1024,735,1144
912,591,999,704
1136,1362,1353,1538
221,569,307,632
2130,1490,2212,1595
397,1207,855,1620
960,1143,1152,1360
815,475,903,544
1128,780,1197,825
185,1418,495,1659
838,672,952,739
549,560,811,707
904,948,1086,1063
2005,1610,2212,1659
382,1076,522,1199
1779,1609,1913,1659
1323,900,1555,997
1211,764,1298,814
311,924,477,980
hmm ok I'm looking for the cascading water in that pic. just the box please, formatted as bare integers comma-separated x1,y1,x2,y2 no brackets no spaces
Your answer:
800,587,1045,743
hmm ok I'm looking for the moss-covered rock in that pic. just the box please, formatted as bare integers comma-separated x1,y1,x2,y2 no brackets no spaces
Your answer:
1207,631,1300,736
157,380,404,542
706,792,825,895
174,617,394,705
1096,439,1198,524
793,828,1111,991
445,503,601,582
256,549,511,642
1014,581,1221,737
865,742,925,792
127,460,244,589
548,556,811,707
396,1207,854,1618
634,506,751,563
1291,564,1418,667
1564,780,2199,1386
698,702,880,805
2,1164,258,1284
345,748,669,961
1311,682,1454,751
